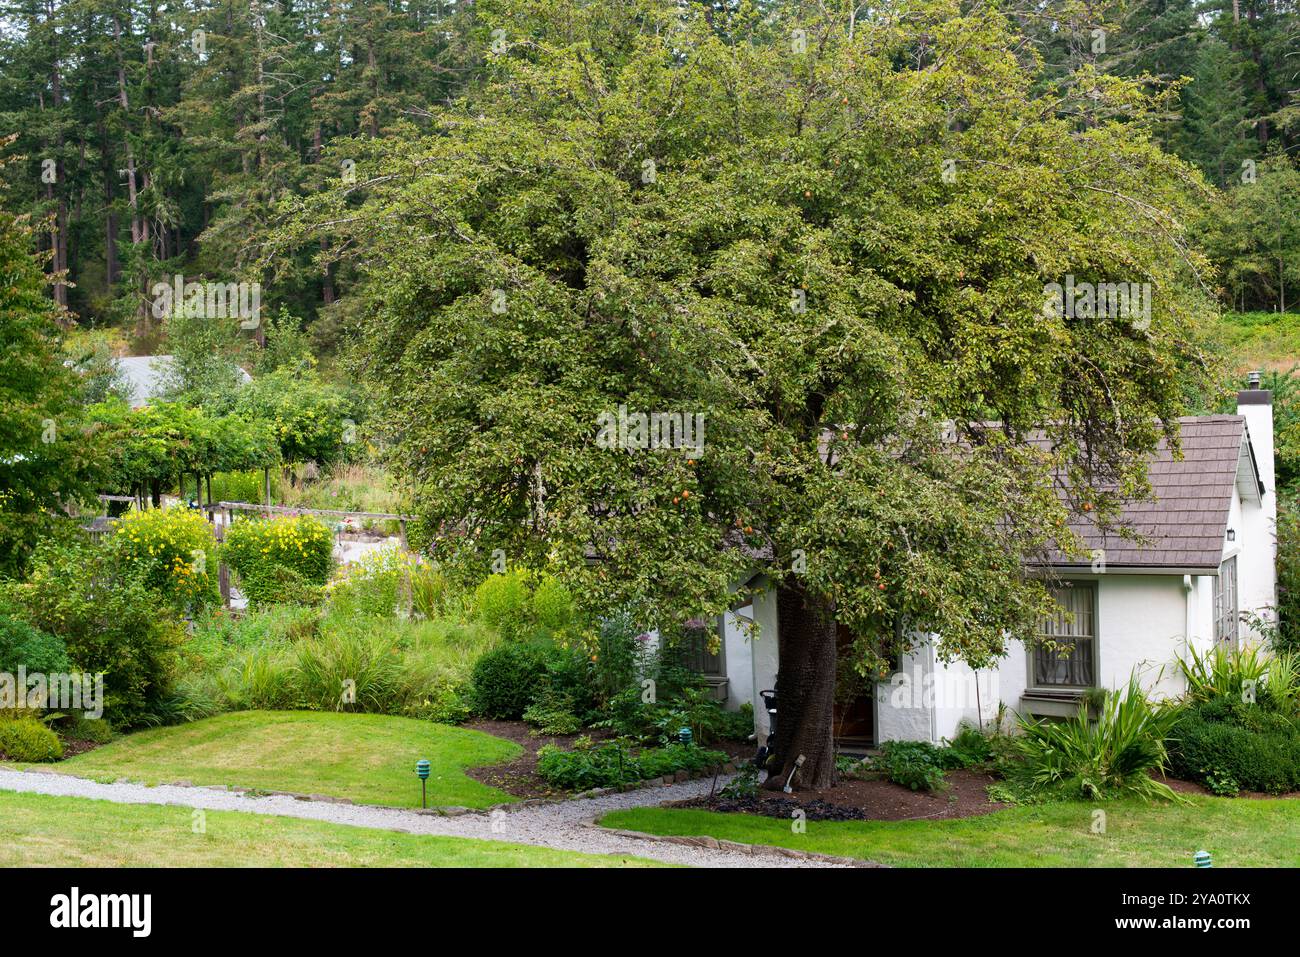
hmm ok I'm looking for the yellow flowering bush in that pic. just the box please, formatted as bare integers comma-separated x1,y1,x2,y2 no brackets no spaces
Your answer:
110,506,219,611
222,514,334,607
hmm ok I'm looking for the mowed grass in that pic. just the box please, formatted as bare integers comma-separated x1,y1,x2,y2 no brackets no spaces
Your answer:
22,711,520,809
602,796,1300,867
0,791,662,867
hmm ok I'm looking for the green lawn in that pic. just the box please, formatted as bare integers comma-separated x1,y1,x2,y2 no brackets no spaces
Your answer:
17,711,520,809
0,791,661,867
602,796,1300,867
1208,309,1300,371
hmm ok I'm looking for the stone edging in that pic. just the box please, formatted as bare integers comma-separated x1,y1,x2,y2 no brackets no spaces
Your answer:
587,822,885,868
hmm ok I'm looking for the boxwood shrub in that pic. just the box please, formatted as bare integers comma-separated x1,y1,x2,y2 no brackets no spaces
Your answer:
468,642,551,719
1168,695,1300,795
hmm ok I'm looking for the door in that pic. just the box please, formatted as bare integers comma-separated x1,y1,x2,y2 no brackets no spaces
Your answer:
833,623,875,743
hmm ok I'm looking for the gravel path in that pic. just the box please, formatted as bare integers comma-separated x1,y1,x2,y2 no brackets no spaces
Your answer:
0,768,849,868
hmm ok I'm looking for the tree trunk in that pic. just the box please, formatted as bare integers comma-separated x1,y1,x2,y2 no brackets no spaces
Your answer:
763,582,838,791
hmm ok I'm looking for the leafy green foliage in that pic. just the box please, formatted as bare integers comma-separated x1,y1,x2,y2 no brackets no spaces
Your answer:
472,570,583,644
0,614,69,676
1168,694,1300,795
468,643,551,719
87,400,280,499
0,211,105,575
0,540,185,728
232,367,353,467
293,0,1214,698
536,740,727,791
874,741,951,792
0,716,63,762
522,688,583,735
1175,643,1276,705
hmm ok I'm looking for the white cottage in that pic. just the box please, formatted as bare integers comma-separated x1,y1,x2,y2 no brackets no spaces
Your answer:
713,385,1277,746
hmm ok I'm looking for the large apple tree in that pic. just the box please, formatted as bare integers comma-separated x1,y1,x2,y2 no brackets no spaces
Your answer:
277,0,1214,788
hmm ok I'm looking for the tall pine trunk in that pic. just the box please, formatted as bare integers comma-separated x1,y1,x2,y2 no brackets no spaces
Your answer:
763,582,837,791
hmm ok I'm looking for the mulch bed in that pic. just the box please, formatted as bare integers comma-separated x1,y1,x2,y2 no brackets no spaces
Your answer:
671,769,1007,822
462,720,752,800
0,735,103,763
461,720,608,800
1167,777,1300,800
58,737,105,759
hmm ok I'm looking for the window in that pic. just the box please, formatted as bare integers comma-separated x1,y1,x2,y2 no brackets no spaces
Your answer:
1215,557,1239,648
1032,583,1097,688
681,619,725,677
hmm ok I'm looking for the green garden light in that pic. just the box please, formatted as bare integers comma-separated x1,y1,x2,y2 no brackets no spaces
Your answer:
1194,850,1212,868
678,727,693,746
416,759,431,808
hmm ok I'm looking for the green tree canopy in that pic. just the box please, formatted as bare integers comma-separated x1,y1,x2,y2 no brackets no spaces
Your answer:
0,207,104,574
280,0,1215,787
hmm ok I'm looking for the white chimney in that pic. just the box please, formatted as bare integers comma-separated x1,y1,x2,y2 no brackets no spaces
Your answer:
1237,376,1276,637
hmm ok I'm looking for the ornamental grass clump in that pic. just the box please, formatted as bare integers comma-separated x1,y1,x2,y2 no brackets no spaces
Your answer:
1013,677,1181,802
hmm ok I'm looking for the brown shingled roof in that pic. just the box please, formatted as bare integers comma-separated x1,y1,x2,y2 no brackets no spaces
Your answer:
1040,415,1253,574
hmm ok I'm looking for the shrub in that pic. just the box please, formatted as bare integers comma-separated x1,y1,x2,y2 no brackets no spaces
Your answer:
1,540,184,728
531,577,577,634
944,722,997,768
401,675,471,725
1168,695,1300,795
0,716,63,761
472,570,534,641
875,740,949,791
471,570,584,643
536,740,727,790
1013,678,1180,801
0,614,69,675
720,763,761,798
109,506,219,612
468,642,550,719
523,688,583,735
222,514,334,608
65,716,114,744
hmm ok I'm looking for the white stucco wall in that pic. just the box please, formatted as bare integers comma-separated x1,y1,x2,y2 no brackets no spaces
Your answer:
876,573,1204,742
748,586,779,739
1237,401,1277,645
721,605,755,711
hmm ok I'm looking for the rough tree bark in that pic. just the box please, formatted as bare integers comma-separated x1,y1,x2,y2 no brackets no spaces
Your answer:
763,582,838,791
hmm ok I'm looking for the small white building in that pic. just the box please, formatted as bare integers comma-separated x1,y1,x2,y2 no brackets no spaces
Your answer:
115,354,252,409
715,386,1277,746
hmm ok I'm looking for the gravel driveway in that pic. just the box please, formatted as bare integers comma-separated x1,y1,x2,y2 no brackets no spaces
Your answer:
0,768,852,868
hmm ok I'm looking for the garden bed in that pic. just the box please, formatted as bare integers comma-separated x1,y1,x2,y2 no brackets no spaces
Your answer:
671,768,1005,822
463,719,752,800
